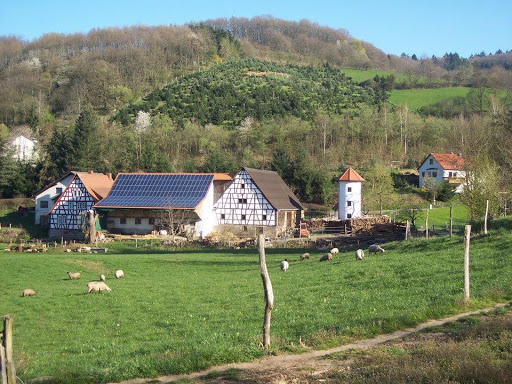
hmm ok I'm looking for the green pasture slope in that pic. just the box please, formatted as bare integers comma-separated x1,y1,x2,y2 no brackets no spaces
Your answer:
1,219,512,383
389,87,470,110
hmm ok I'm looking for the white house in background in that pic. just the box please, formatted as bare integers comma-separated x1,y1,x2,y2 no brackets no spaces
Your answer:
94,173,231,238
214,167,304,237
418,153,465,191
10,135,38,162
33,173,76,225
338,167,364,220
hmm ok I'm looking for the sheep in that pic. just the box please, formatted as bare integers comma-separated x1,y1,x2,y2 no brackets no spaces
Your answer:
355,249,365,260
67,271,81,280
300,252,310,260
319,253,333,262
22,289,37,297
87,281,112,294
280,259,289,272
330,247,339,254
368,244,385,255
99,274,106,281
114,269,124,279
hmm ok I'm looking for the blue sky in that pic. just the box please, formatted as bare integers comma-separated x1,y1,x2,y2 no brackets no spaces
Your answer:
1,0,511,58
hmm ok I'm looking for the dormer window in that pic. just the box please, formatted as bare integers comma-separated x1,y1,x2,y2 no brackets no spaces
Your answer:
56,187,63,194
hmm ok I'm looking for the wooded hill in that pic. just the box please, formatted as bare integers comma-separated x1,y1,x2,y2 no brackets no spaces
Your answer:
115,59,380,128
0,17,511,206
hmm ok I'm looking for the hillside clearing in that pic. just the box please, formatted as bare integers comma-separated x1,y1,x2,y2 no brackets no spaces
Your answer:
389,87,470,110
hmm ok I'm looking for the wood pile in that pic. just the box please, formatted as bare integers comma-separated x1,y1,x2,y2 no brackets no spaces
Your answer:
202,231,242,247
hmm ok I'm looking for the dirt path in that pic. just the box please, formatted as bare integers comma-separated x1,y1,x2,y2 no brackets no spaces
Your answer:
110,303,509,384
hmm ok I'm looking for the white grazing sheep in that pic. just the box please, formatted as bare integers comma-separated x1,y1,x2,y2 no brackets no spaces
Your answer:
300,252,310,260
330,247,339,254
319,253,333,262
114,269,124,279
67,271,81,280
355,249,365,260
99,274,106,281
87,281,112,294
280,259,289,272
368,244,385,254
22,289,37,297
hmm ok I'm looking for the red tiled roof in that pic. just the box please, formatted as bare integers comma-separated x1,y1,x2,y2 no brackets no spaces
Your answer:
338,167,365,182
75,172,114,201
430,153,464,170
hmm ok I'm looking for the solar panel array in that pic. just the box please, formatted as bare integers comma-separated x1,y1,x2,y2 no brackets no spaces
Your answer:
96,174,214,208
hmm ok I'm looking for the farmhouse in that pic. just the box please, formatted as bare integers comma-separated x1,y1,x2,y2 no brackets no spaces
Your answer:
418,152,465,191
34,172,75,225
214,167,304,237
47,171,114,240
94,173,231,238
9,134,38,162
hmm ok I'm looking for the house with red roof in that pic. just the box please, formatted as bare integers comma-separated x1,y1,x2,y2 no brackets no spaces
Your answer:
45,171,114,240
418,153,465,190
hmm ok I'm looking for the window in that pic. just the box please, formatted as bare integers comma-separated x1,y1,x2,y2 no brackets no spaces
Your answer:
221,214,225,220
120,218,127,224
241,214,246,221
135,218,141,225
449,172,452,177
148,218,155,225
453,172,457,177
422,172,425,178
241,183,245,189
347,214,352,218
347,201,352,206
56,187,63,194
347,187,352,192
238,198,247,204
429,158,433,165
57,215,66,225
262,214,267,221
433,172,438,177
40,200,48,208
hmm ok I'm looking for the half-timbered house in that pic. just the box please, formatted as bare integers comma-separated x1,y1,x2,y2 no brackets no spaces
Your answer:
34,172,75,225
48,171,114,240
214,168,304,237
94,173,231,238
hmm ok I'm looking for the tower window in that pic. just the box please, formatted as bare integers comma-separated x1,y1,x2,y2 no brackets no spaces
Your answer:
347,201,352,206
347,187,352,192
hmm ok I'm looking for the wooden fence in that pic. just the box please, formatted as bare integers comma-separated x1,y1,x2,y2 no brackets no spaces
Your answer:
0,315,16,384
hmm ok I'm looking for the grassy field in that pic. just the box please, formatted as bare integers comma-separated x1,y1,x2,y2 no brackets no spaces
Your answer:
388,87,470,110
1,218,512,383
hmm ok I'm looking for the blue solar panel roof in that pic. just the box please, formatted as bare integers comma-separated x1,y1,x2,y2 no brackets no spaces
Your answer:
95,174,214,208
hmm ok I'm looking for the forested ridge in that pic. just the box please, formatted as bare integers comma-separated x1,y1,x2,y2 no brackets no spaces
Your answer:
0,16,511,208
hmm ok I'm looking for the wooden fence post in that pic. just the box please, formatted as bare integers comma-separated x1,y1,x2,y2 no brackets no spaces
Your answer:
464,225,471,301
3,315,15,384
405,220,411,240
258,234,274,348
484,200,489,235
1,341,7,384
449,206,453,237
425,208,429,239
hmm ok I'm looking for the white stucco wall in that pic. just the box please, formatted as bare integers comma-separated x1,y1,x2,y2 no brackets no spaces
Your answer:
338,181,363,219
34,174,74,225
11,135,38,162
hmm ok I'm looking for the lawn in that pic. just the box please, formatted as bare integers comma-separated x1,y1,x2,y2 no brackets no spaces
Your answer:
389,87,471,110
1,219,512,383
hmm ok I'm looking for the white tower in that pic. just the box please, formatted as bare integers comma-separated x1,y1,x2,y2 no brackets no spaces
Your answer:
338,167,364,219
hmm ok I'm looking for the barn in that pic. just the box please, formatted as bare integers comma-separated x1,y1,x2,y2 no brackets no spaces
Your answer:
94,173,231,238
214,167,304,237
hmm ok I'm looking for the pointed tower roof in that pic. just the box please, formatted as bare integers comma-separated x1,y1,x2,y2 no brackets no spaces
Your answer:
338,167,364,182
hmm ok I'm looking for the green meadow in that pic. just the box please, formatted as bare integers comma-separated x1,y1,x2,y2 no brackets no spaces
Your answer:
389,87,471,110
1,219,512,383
